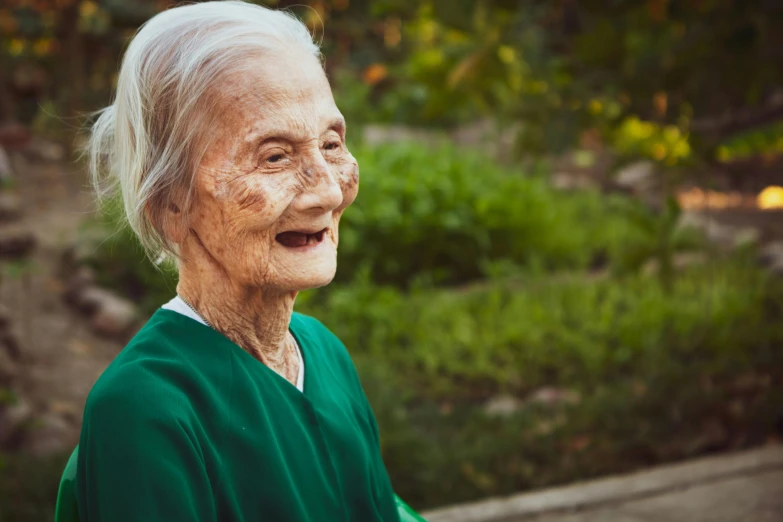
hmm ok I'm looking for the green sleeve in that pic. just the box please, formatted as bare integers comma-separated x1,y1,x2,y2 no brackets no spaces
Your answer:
77,381,216,522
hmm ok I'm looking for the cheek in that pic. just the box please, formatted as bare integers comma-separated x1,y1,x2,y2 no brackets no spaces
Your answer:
337,160,359,207
224,176,297,231
232,178,268,210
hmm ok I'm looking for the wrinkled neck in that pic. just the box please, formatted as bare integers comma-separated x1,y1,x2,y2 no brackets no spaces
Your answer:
176,239,297,370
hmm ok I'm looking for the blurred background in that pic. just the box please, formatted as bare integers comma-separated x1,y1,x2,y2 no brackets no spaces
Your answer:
0,0,782,520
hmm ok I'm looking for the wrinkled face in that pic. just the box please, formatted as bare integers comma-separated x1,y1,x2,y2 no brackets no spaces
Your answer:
185,49,358,292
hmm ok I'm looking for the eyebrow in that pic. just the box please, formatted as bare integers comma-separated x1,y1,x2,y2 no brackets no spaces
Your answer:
237,116,346,158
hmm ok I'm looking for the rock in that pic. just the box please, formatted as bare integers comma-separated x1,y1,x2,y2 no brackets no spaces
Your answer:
678,212,760,251
0,345,19,385
24,412,73,456
0,303,10,330
77,286,137,337
0,146,13,182
483,394,523,418
362,124,447,147
731,227,761,249
63,265,96,306
551,172,597,191
73,285,112,313
0,122,31,149
615,161,658,192
526,387,581,407
0,225,36,258
1,328,22,360
0,192,21,221
759,242,783,276
759,241,783,264
48,400,80,423
0,396,33,448
642,252,710,276
26,136,65,162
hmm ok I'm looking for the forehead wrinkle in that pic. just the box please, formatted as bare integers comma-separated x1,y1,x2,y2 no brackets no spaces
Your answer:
211,60,339,162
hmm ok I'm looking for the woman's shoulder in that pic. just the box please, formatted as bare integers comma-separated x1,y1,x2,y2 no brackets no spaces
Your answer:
84,310,224,423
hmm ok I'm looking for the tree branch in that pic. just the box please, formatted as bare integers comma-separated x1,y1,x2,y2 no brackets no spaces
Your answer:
691,91,783,139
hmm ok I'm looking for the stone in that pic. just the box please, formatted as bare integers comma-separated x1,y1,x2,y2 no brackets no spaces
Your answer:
0,303,10,329
79,286,138,337
0,122,31,149
759,241,783,276
0,191,21,221
526,387,581,407
731,227,761,249
1,329,22,360
0,225,36,258
678,212,760,251
26,136,66,162
551,172,597,191
24,412,73,456
0,146,13,182
483,394,523,418
615,161,657,192
63,265,97,306
0,345,19,385
0,396,33,448
759,241,783,265
72,285,113,314
362,124,447,147
642,252,710,276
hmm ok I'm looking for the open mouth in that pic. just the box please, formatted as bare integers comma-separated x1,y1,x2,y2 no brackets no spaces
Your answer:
275,228,327,248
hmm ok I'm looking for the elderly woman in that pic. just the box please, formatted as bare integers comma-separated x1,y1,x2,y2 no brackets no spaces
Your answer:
76,2,417,521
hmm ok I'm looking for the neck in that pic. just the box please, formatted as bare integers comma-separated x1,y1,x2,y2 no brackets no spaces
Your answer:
176,242,298,378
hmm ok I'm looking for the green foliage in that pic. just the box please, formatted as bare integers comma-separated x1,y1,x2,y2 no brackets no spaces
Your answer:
0,450,70,522
300,258,782,400
298,259,783,508
613,116,692,166
338,142,654,286
717,121,783,162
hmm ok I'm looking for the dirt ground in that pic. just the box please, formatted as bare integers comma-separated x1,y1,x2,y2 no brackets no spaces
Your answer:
1,157,122,452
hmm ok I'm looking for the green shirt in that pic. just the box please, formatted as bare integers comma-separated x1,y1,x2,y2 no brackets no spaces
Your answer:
77,309,400,522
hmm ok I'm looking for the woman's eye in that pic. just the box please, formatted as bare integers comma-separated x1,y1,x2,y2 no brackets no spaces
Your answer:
266,154,284,163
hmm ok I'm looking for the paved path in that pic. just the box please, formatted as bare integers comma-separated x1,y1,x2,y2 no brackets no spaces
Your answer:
423,445,783,522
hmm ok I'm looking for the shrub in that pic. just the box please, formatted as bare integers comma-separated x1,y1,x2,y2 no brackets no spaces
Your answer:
337,142,653,286
299,257,781,400
296,259,783,508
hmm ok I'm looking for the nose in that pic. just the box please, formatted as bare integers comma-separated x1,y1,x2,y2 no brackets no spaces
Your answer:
294,160,343,214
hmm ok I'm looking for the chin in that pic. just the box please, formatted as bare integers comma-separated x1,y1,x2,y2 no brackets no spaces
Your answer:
267,241,338,292
299,272,335,290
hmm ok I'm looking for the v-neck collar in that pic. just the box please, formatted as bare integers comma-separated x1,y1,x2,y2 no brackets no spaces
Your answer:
155,307,310,396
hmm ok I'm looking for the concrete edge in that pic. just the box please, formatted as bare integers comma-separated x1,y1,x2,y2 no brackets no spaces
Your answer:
421,444,783,522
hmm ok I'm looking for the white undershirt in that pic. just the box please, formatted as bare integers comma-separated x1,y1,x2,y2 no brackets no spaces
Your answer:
162,296,305,392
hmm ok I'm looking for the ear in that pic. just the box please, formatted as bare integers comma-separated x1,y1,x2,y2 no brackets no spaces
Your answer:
164,201,188,244
147,199,188,245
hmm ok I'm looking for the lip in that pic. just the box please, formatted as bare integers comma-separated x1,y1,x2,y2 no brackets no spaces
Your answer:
275,227,329,249
284,227,327,235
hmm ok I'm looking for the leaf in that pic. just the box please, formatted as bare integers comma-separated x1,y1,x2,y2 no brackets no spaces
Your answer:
447,49,485,90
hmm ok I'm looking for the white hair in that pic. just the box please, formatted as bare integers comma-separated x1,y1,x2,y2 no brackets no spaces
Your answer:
88,1,321,259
